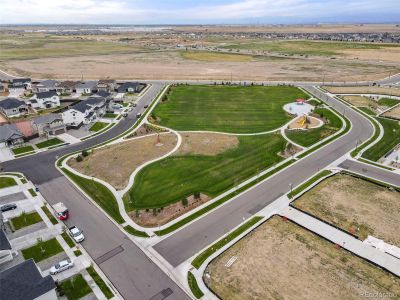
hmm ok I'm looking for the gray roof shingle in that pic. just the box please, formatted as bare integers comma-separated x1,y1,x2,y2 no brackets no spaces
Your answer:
0,124,24,142
35,91,58,99
0,98,26,110
0,229,11,251
0,259,55,300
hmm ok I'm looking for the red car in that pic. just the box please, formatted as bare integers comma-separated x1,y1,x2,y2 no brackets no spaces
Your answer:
53,202,69,220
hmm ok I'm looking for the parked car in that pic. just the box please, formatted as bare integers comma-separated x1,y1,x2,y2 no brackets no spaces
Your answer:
127,107,133,112
0,203,17,212
68,226,84,243
50,259,74,275
122,112,128,117
144,104,149,108
53,202,68,220
132,103,137,107
136,113,141,118
112,104,123,109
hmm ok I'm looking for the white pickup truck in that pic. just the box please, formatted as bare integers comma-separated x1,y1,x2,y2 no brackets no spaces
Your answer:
68,226,85,243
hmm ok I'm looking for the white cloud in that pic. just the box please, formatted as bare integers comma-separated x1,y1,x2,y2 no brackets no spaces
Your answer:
0,0,398,24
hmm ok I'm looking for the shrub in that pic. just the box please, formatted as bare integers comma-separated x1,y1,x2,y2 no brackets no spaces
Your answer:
82,150,89,157
182,198,188,207
76,155,83,162
194,192,201,199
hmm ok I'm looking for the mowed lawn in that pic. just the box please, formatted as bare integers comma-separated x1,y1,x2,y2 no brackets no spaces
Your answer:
363,117,400,161
152,85,308,133
124,133,286,209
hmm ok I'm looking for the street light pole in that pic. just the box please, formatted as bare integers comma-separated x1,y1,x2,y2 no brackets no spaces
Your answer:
289,183,293,199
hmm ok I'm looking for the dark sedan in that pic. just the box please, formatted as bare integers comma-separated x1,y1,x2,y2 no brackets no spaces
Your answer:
0,204,17,212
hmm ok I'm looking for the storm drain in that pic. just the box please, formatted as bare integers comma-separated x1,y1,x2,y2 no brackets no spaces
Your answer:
94,245,124,265
148,288,173,300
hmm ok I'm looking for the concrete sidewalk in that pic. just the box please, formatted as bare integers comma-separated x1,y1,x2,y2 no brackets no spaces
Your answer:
280,206,400,276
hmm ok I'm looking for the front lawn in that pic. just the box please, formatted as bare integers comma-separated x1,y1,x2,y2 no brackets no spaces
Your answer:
102,113,118,119
62,168,124,224
363,117,400,161
21,237,64,262
152,85,308,133
0,177,17,189
12,145,34,155
124,133,286,209
89,121,109,132
285,108,342,147
35,138,63,149
10,211,43,230
60,274,92,300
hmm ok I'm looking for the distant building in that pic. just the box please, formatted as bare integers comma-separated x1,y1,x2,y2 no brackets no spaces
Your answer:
10,78,31,90
97,79,116,92
33,80,59,93
117,82,142,93
0,259,56,300
0,98,28,118
62,97,106,127
75,81,98,95
30,91,60,109
58,81,78,94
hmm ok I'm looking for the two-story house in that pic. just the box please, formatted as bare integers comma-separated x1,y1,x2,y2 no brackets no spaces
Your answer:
29,91,60,109
62,97,106,127
33,113,66,137
75,81,98,95
97,79,116,92
0,98,28,118
33,80,59,93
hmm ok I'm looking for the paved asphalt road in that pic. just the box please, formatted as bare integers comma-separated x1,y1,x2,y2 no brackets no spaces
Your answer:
152,86,381,266
339,159,400,186
3,83,191,300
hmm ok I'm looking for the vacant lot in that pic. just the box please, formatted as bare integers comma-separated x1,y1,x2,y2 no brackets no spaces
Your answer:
293,174,400,244
382,105,400,120
323,86,400,97
180,51,254,62
174,132,239,156
68,133,177,190
363,117,400,161
342,95,376,107
152,85,307,133
205,216,400,300
124,133,286,209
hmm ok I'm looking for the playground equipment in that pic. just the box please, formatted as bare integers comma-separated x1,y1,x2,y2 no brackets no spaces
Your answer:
297,114,308,127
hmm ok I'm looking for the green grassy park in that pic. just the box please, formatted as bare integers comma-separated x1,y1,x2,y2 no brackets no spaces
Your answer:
124,133,286,209
285,108,343,147
152,85,308,133
363,117,400,161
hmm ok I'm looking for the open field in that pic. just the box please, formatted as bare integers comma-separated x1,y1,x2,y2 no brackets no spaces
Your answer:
293,173,400,244
205,215,400,300
324,86,400,96
124,133,286,209
220,40,400,59
363,117,400,161
152,85,307,133
1,33,398,81
382,105,400,120
285,108,342,147
342,96,400,108
68,133,177,190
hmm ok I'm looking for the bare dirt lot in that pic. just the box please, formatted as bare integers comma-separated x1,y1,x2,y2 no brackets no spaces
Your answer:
382,105,400,120
174,132,239,156
341,95,376,107
293,173,400,244
323,86,400,97
205,215,400,300
68,133,177,190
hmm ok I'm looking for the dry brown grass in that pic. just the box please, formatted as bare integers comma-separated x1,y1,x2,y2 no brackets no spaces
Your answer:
205,215,400,300
293,174,400,244
382,105,400,120
342,95,376,107
323,86,400,97
68,133,177,190
174,132,239,156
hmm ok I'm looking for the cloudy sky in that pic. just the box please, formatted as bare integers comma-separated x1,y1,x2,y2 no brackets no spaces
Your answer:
1,0,399,24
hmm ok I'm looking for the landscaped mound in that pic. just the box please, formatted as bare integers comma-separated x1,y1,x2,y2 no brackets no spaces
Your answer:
151,85,308,133
68,133,178,190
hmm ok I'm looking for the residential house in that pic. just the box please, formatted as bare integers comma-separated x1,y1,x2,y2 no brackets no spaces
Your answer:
10,78,31,90
33,80,59,93
33,114,66,137
62,97,106,127
75,81,98,95
93,90,112,100
58,81,78,94
117,82,142,94
0,98,28,118
0,124,24,147
0,228,13,265
29,91,60,109
97,79,116,92
0,259,56,300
